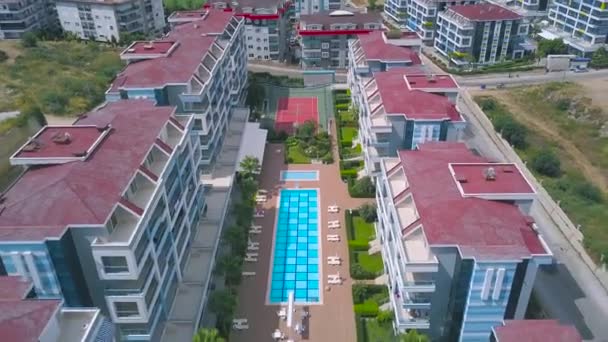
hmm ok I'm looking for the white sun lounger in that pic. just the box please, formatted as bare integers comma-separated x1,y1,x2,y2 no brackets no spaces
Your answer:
246,253,258,258
328,278,342,285
249,229,261,234
233,318,248,324
256,197,267,203
232,323,249,330
242,271,256,277
327,258,341,265
254,210,264,218
247,245,259,251
328,224,340,229
244,257,258,262
328,220,340,225
327,234,340,242
327,205,339,213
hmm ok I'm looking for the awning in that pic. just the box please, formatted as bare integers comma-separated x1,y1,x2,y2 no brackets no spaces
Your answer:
236,122,268,172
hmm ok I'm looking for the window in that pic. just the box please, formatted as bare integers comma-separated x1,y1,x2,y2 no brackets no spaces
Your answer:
114,302,140,318
102,256,129,274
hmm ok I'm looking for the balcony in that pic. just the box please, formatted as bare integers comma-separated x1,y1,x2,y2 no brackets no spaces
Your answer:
402,271,435,292
390,285,431,330
104,206,139,244
401,229,438,273
146,145,169,176
126,173,156,210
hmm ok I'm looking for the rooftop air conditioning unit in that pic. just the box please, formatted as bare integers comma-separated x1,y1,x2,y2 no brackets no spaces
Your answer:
483,167,496,181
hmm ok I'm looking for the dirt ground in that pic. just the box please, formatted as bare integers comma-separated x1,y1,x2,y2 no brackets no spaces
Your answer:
0,40,22,64
470,84,608,192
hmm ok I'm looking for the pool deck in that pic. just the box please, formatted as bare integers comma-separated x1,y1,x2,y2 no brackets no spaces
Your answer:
231,142,370,342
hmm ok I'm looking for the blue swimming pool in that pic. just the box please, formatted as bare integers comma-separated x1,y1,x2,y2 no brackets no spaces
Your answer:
280,170,319,181
269,189,320,303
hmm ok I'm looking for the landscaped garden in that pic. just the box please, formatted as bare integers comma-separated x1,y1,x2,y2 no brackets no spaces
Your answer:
346,204,383,280
475,83,608,263
284,120,333,164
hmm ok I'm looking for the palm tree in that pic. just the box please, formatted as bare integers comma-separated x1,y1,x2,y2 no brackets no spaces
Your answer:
215,254,243,286
192,328,225,342
239,155,261,179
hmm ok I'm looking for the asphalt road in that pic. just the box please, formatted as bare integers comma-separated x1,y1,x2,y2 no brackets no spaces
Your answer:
457,68,608,88
459,96,608,342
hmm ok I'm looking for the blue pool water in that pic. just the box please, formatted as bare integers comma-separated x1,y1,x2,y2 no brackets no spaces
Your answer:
280,170,319,181
269,189,320,303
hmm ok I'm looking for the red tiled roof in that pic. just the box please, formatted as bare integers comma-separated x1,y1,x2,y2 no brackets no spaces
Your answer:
493,320,582,342
0,277,60,342
373,69,462,121
126,41,177,55
109,10,235,91
13,126,105,159
397,143,548,260
449,3,521,21
0,100,174,241
358,31,422,63
404,74,458,89
451,163,535,195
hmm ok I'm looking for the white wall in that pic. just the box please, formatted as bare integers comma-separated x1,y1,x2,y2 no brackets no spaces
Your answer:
245,25,271,59
56,2,85,38
90,5,119,41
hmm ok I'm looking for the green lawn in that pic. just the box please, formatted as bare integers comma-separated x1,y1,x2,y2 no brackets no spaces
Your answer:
363,319,396,342
286,145,311,164
353,216,375,241
341,126,358,142
356,252,384,274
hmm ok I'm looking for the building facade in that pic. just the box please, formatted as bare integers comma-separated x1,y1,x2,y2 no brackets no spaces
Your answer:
294,0,340,17
375,143,553,341
435,4,527,65
543,0,608,56
107,10,247,174
55,0,165,42
488,0,550,19
0,0,56,39
384,0,482,44
0,276,114,342
171,0,293,62
299,10,383,69
0,99,203,342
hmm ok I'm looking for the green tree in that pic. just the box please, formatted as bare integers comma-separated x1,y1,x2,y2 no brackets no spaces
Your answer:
21,31,38,48
368,0,378,10
239,155,261,179
192,328,225,342
591,47,608,69
377,310,394,325
208,289,237,317
352,284,370,303
537,38,568,57
245,81,265,111
119,32,146,46
296,120,316,140
215,254,243,286
351,176,376,197
530,149,561,177
358,203,377,223
500,120,528,149
398,330,430,342
222,224,247,256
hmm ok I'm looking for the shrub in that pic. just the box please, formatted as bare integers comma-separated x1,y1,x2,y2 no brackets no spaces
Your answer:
341,140,353,149
556,98,571,111
340,168,358,180
322,153,334,164
574,180,603,203
376,310,394,324
349,176,376,198
0,50,7,63
348,240,370,251
531,149,561,177
354,302,379,317
358,203,377,223
345,210,355,240
335,103,349,111
478,97,498,111
352,284,370,304
21,31,38,48
501,120,528,149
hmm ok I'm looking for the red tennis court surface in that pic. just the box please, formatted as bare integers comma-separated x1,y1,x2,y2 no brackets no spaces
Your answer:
274,97,318,134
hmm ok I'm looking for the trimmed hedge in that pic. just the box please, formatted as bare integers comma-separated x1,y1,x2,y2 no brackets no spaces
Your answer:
345,209,355,240
341,160,364,169
340,168,358,180
335,103,349,111
355,315,366,342
348,240,370,251
354,302,379,317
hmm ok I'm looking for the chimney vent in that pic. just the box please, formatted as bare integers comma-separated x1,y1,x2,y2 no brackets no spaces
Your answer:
52,132,72,145
483,167,496,181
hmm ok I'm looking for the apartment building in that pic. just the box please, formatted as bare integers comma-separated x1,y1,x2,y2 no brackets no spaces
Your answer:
0,99,204,341
347,35,463,176
107,10,247,174
0,0,56,39
435,3,527,65
385,0,482,44
170,0,293,62
55,0,165,42
299,10,383,69
294,0,340,17
375,142,553,341
543,0,608,56
0,276,114,341
488,0,549,19
491,320,582,341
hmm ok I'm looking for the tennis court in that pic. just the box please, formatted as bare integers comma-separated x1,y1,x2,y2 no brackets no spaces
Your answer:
274,97,319,134
259,84,333,132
